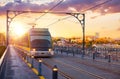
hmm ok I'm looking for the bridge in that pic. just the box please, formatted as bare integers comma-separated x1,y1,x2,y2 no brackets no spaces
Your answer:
0,45,120,79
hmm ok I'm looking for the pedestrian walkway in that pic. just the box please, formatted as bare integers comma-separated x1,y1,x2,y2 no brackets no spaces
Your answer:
4,45,39,79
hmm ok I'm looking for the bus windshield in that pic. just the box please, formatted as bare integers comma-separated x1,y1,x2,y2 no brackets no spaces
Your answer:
30,36,52,48
31,39,51,48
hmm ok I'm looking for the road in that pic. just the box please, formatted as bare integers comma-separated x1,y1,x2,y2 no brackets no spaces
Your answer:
39,54,120,79
13,46,120,79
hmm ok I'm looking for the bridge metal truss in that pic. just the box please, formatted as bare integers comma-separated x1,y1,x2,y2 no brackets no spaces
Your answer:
6,10,85,57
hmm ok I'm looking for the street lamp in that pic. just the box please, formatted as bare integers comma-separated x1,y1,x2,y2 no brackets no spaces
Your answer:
66,13,85,58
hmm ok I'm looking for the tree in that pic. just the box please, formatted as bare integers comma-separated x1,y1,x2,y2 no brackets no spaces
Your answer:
0,33,5,46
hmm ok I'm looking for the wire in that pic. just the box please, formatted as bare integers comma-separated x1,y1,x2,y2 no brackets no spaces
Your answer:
34,0,112,27
81,0,112,12
34,0,64,21
44,15,71,27
47,0,113,26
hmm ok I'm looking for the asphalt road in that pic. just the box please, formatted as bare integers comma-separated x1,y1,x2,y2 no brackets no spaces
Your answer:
13,46,120,79
40,54,120,79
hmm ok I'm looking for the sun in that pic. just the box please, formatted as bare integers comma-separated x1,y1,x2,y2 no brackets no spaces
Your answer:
12,22,26,37
14,26,25,36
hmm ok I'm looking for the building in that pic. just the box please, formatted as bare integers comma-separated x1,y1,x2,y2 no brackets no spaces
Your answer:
94,32,99,39
0,33,5,46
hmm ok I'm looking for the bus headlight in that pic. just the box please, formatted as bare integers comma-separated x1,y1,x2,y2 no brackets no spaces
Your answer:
32,48,36,52
49,48,52,52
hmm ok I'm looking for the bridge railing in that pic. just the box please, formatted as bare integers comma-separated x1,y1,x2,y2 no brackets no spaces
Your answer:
54,45,120,62
0,46,9,79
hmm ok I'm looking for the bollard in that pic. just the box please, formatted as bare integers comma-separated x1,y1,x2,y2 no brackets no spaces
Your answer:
67,50,68,55
27,53,30,63
93,52,95,60
81,50,84,59
61,49,63,54
26,55,28,63
72,49,75,56
31,56,34,68
108,54,111,63
38,59,42,76
52,65,58,79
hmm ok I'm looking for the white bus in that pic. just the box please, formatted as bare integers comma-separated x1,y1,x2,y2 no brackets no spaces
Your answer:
29,28,54,57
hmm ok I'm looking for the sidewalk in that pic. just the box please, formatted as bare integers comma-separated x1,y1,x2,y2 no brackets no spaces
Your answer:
4,45,39,79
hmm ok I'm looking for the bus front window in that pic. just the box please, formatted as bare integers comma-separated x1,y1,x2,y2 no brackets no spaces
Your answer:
30,33,52,51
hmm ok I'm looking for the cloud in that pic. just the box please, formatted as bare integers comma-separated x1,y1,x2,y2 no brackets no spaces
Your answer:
0,2,48,15
92,0,120,14
0,0,120,15
55,0,120,13
117,27,120,31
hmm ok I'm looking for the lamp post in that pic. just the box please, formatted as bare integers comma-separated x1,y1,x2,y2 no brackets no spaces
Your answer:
66,13,85,58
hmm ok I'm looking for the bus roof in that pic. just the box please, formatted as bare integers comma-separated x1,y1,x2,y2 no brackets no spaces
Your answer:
30,28,48,31
29,28,50,36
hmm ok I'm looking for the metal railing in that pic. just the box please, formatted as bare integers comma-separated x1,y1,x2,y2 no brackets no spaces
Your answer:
0,46,9,79
54,45,120,62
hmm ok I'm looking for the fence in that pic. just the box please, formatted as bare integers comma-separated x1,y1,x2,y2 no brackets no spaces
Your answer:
54,45,120,62
0,46,9,79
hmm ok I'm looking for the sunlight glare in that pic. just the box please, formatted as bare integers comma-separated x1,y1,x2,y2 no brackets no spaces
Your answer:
12,23,26,37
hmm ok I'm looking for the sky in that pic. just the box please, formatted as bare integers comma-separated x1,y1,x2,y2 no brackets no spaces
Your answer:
0,0,120,39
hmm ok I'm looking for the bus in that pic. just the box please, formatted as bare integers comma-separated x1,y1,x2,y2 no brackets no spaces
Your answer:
28,28,54,57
